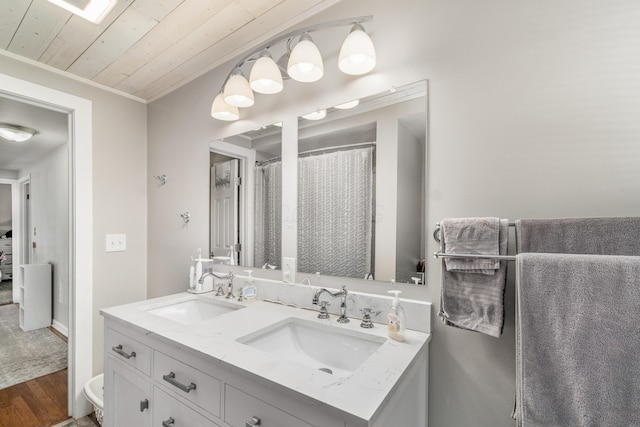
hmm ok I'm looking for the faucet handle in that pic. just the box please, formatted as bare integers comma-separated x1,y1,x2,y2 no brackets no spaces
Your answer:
317,301,330,319
360,308,379,328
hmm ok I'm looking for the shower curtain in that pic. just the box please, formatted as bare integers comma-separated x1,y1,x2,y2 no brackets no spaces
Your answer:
297,146,374,279
254,161,282,269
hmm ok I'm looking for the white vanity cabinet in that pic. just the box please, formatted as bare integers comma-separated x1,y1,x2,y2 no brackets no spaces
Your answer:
104,356,152,427
102,295,431,427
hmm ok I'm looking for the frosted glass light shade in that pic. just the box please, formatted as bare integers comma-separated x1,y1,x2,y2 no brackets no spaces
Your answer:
334,99,360,110
249,53,283,94
211,93,239,121
0,123,37,142
339,24,376,75
287,33,324,83
223,71,255,107
301,109,327,121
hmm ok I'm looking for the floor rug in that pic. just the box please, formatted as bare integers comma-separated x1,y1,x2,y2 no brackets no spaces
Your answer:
0,281,12,305
0,303,67,389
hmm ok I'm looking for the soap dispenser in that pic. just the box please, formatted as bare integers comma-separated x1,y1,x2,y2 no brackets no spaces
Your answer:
240,270,257,302
387,290,406,342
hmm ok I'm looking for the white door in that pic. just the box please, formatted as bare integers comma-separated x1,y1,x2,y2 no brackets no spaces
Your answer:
210,159,240,264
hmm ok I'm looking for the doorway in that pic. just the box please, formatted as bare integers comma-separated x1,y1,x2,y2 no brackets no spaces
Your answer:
0,72,94,418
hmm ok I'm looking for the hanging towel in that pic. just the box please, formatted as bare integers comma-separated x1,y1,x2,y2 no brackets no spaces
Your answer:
514,253,640,427
439,218,509,337
515,217,640,255
441,217,501,274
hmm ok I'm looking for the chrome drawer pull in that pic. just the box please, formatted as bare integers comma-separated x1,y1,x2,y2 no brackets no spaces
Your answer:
162,417,175,427
139,399,149,412
246,416,261,427
112,344,136,359
162,372,196,393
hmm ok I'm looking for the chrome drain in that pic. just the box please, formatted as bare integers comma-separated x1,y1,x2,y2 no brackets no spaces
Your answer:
318,367,333,375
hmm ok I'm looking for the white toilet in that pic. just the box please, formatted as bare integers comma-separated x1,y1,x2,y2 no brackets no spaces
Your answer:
83,374,104,426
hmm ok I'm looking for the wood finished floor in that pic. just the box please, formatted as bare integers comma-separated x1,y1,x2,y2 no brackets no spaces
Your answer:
0,369,70,427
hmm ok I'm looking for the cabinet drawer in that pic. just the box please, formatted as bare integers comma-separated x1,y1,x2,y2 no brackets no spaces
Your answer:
224,385,314,427
153,386,220,427
106,328,152,375
153,351,221,418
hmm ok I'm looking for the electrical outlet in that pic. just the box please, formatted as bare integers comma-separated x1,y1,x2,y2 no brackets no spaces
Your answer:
106,234,127,252
282,256,296,283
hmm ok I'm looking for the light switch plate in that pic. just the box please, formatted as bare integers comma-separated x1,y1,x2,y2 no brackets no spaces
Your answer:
106,234,127,252
282,256,296,283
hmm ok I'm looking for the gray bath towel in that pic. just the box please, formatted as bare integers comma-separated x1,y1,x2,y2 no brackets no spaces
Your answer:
514,253,640,427
516,217,640,255
439,218,509,337
441,217,500,274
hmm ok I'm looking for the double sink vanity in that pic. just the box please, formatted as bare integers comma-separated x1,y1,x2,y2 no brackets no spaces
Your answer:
101,280,431,427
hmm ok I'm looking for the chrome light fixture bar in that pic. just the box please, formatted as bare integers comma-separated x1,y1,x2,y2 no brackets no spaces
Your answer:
212,16,375,121
0,123,38,142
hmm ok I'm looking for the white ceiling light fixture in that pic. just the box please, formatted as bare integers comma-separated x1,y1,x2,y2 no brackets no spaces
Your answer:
211,16,375,122
47,0,117,24
0,123,38,143
339,23,377,75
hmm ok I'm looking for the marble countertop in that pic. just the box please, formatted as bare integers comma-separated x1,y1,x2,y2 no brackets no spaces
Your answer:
101,291,431,423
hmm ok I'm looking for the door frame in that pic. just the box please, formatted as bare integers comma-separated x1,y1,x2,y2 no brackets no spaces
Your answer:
209,141,255,268
0,72,94,418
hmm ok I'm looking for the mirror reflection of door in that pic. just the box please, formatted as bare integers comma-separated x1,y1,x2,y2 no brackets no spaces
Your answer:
210,158,240,264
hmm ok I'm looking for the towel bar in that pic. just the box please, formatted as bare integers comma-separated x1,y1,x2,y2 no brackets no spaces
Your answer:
433,222,516,243
433,251,516,261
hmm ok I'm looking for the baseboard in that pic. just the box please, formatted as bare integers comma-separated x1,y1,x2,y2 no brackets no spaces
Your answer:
52,319,69,337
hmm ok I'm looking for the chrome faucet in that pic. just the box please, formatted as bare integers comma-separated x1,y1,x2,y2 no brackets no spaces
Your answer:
198,271,233,296
262,263,277,270
312,285,349,323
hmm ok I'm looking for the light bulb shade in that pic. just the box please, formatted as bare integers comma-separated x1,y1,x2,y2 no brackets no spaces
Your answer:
301,109,327,120
287,34,324,82
249,54,283,94
339,24,376,75
334,99,360,110
0,123,37,142
223,72,255,107
211,93,239,121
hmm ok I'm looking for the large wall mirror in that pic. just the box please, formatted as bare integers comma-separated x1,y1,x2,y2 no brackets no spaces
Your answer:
297,81,427,284
209,124,282,268
210,80,427,285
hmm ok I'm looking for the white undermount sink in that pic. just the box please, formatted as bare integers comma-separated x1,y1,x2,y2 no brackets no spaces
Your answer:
237,317,386,377
143,296,243,324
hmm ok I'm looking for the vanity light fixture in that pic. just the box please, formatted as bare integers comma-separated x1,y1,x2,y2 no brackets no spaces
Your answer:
211,16,376,122
338,24,377,75
47,0,117,24
0,123,38,142
211,93,240,121
334,99,360,110
301,109,327,121
249,50,284,94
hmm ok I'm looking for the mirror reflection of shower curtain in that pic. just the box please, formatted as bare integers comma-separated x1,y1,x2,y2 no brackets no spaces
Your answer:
255,161,282,268
298,147,374,279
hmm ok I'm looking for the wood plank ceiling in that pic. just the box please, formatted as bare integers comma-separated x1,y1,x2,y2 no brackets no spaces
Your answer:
0,0,335,102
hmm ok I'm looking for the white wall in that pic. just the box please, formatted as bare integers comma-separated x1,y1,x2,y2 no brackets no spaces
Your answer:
0,54,148,375
147,1,640,426
20,144,69,329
